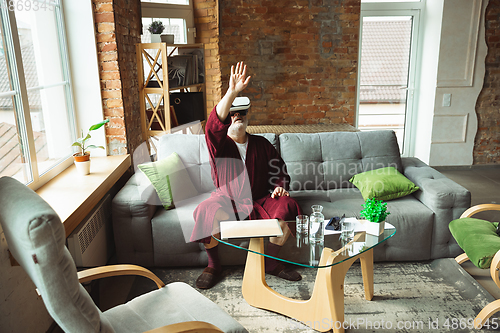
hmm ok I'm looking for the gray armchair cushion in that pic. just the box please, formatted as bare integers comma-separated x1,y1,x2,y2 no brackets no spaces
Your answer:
0,177,113,333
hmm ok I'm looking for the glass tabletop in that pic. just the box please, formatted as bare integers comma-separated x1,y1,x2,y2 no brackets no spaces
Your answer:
213,221,396,268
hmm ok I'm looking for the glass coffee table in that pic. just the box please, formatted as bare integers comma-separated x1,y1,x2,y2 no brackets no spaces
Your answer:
213,220,396,333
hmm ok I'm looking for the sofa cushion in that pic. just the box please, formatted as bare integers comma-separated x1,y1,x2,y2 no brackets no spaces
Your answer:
325,188,434,261
158,134,214,194
349,166,419,201
253,133,279,153
280,131,403,191
138,152,199,210
152,193,212,266
449,218,500,269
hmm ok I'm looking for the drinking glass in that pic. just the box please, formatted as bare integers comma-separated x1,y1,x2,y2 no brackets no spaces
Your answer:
296,215,309,235
341,220,354,241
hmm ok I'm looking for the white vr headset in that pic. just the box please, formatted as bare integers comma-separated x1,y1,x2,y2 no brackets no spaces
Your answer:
230,96,251,112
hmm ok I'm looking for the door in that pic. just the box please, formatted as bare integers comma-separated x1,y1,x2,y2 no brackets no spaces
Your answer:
357,10,420,156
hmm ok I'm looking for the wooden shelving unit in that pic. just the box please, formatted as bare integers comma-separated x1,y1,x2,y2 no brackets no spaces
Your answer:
136,43,206,152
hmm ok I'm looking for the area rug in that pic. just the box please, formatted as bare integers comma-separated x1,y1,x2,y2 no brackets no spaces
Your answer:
127,259,499,332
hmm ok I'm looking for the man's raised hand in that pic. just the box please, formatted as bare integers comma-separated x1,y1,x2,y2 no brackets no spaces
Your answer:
229,61,251,94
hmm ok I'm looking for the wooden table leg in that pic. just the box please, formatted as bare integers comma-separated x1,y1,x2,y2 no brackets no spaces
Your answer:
241,238,375,332
359,249,374,301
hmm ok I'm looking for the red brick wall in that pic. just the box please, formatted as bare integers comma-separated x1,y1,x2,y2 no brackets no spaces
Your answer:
218,0,360,125
93,0,142,157
474,1,500,164
193,0,222,117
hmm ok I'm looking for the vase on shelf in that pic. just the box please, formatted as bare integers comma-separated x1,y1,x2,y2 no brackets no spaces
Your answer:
73,153,90,175
363,220,385,236
151,34,161,43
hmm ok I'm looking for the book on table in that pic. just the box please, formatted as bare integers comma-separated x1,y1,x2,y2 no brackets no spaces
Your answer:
220,219,283,239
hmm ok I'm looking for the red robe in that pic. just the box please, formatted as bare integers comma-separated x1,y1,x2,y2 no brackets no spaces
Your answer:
191,108,302,243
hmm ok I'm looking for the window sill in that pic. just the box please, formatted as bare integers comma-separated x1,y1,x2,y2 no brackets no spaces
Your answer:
36,155,131,237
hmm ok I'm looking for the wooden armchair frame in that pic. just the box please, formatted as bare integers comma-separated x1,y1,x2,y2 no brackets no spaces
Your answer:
77,264,223,333
455,204,500,329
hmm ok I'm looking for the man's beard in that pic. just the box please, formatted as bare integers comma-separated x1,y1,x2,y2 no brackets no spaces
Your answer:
228,118,248,137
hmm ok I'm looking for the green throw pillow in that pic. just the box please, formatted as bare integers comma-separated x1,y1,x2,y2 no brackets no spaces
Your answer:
449,218,500,269
349,167,419,201
138,152,198,210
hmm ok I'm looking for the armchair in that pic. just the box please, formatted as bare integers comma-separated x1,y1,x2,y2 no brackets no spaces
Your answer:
450,203,500,329
0,176,247,333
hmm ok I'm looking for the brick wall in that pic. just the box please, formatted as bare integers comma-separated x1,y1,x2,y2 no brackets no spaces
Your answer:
193,0,221,116
474,1,500,164
93,0,359,158
93,0,142,157
218,0,360,125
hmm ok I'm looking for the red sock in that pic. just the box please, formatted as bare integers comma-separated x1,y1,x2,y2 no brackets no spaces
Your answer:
206,245,221,271
265,243,282,273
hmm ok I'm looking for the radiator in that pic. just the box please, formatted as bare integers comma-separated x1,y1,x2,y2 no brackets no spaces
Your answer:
67,194,113,267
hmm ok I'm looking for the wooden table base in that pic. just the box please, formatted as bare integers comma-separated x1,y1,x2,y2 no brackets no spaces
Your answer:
241,237,374,333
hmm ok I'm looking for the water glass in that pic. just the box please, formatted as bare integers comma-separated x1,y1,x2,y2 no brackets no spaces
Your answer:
296,215,309,235
296,232,309,248
341,220,354,241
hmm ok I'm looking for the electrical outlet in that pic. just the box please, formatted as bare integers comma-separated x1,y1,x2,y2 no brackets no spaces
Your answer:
442,93,452,107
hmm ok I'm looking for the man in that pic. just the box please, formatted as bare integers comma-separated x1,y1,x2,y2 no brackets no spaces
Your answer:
191,62,303,289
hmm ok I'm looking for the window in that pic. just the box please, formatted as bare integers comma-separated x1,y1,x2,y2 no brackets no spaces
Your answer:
141,0,195,44
0,1,76,189
357,1,423,156
142,17,187,44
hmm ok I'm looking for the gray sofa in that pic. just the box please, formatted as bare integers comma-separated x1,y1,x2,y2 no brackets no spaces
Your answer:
112,130,471,267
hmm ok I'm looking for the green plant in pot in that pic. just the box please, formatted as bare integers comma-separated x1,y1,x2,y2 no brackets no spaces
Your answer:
360,198,390,236
72,119,109,175
148,21,165,43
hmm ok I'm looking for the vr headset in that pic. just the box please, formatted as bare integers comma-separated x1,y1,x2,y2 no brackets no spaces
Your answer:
229,96,251,116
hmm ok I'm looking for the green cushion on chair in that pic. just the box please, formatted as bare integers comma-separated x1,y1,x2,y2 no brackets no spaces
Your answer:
449,218,500,269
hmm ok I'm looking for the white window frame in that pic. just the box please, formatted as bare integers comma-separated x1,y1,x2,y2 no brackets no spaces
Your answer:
141,1,195,44
357,0,425,157
0,1,77,190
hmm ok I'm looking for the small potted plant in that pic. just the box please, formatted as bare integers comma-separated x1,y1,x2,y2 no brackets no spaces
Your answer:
148,20,165,43
359,198,390,236
72,119,109,175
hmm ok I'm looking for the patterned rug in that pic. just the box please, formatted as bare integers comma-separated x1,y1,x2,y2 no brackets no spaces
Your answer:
128,259,499,332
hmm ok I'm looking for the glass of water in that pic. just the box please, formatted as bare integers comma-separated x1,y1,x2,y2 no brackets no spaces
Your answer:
341,220,354,241
296,215,309,235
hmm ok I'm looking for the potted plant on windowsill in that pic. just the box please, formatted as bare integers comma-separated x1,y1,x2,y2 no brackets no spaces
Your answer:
72,119,109,175
359,198,390,236
148,20,165,43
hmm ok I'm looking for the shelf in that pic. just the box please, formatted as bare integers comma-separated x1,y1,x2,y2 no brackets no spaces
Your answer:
36,155,131,237
136,42,206,153
144,83,204,92
140,43,204,49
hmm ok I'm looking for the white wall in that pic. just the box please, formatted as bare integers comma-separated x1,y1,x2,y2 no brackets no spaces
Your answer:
64,0,107,157
428,0,487,166
413,0,444,164
413,0,488,166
